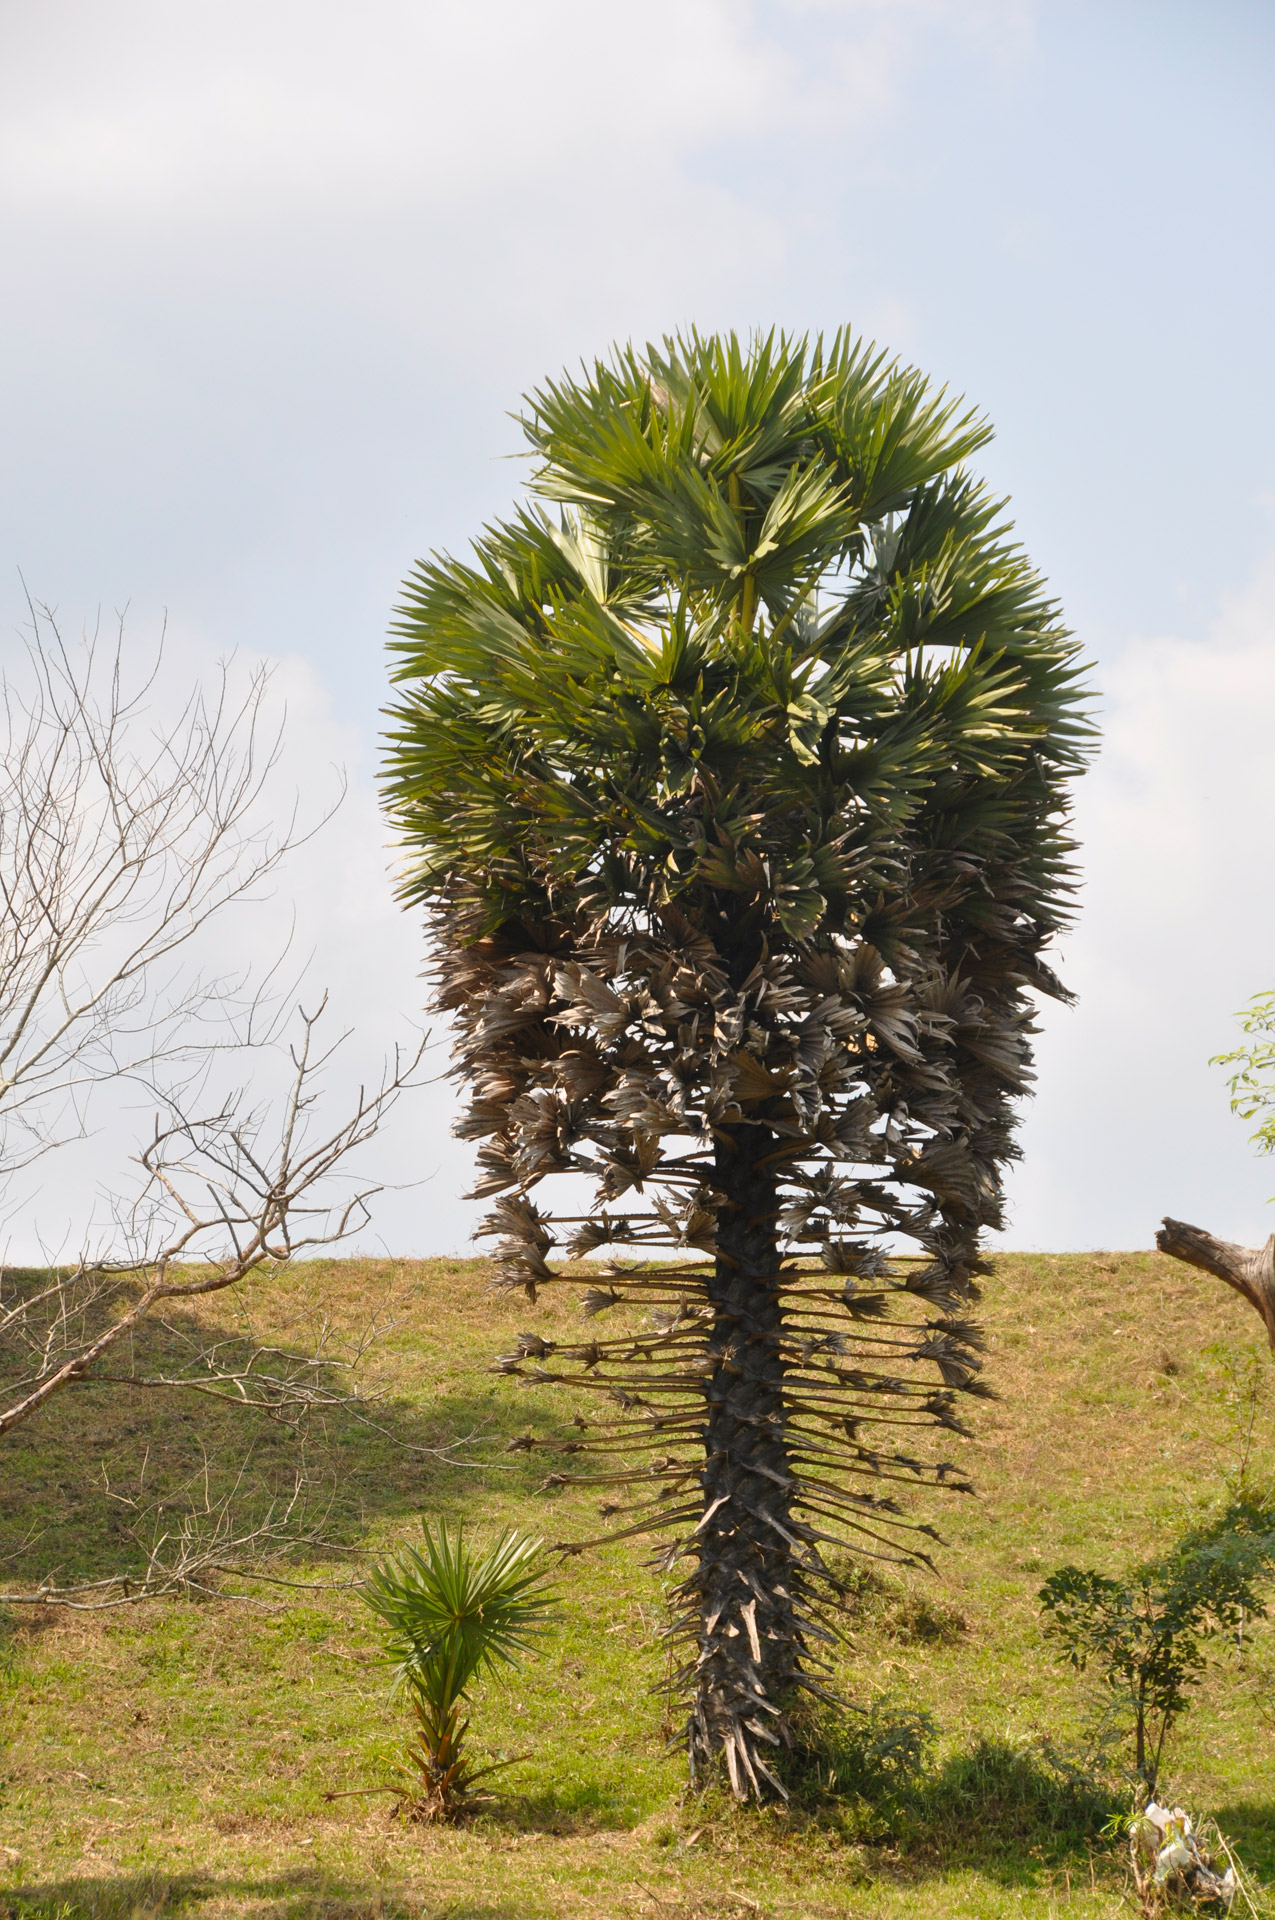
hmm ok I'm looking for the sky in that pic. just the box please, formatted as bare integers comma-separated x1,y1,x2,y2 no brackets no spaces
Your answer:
2,0,1274,1258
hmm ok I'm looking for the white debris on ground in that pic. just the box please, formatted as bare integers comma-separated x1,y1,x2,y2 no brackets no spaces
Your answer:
1134,1801,1239,1908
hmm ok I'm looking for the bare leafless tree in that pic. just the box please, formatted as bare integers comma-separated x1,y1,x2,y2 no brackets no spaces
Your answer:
0,595,331,1180
0,601,436,1605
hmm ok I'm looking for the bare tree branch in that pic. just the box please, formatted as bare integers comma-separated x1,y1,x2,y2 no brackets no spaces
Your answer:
0,1450,341,1610
0,1004,429,1438
0,602,450,1606
0,596,339,1176
1156,1215,1275,1352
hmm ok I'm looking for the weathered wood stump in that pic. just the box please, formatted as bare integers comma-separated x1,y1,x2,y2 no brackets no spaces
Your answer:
1156,1216,1275,1352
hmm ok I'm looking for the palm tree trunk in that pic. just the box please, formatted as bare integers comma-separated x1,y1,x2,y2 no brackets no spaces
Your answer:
687,1122,803,1799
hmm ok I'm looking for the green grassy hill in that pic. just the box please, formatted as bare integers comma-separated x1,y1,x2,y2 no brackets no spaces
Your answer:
3,1251,1274,1920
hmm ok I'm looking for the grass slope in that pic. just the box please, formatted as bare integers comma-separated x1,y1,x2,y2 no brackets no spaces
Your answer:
3,1251,1275,1920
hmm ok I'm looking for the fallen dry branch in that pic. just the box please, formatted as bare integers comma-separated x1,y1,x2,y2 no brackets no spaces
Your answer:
1156,1216,1275,1352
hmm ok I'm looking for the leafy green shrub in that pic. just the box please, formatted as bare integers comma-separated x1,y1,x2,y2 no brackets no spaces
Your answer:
361,1519,559,1820
834,1701,938,1799
1204,1339,1271,1498
0,1606,18,1690
1039,1498,1275,1792
1212,988,1275,1164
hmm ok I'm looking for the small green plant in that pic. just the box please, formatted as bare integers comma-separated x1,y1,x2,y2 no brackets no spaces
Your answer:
1204,1339,1270,1499
361,1518,559,1820
1213,989,1275,1164
0,1605,18,1690
1039,1499,1275,1793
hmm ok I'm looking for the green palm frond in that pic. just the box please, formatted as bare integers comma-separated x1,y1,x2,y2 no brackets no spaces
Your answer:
363,1520,557,1707
361,1521,558,1819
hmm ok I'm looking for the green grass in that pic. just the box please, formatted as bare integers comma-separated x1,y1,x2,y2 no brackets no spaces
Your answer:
3,1251,1275,1919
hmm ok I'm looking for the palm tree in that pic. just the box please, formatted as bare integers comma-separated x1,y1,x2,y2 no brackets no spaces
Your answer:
383,330,1093,1800
362,1521,558,1819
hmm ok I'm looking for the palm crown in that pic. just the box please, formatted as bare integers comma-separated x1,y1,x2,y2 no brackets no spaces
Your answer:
383,329,1093,1801
388,332,1084,949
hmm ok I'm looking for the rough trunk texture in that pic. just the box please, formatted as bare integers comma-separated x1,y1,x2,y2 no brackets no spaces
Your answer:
684,1123,802,1799
1156,1216,1275,1352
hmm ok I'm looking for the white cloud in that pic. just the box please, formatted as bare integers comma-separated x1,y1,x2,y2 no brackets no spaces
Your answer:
0,0,1035,236
0,1,778,218
999,549,1275,1251
0,3,797,442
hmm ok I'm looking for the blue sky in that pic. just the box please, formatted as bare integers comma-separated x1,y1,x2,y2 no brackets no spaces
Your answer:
2,1,1274,1256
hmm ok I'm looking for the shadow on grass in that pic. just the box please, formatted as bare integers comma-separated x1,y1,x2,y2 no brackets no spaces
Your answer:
469,1782,644,1838
1210,1802,1275,1884
784,1704,1120,1887
0,1869,524,1920
899,1738,1119,1878
0,1279,582,1595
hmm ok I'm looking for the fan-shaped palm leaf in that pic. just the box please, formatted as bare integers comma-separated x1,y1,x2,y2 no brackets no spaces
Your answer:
362,1520,558,1819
